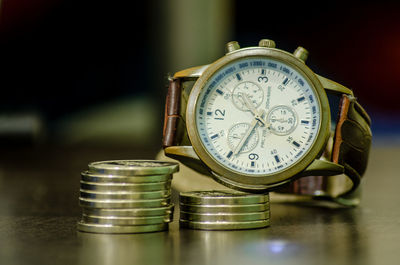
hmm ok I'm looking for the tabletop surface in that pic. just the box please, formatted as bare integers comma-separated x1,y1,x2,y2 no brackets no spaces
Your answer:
0,145,399,265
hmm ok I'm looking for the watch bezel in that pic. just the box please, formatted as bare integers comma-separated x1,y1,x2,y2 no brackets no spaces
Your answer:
186,47,330,186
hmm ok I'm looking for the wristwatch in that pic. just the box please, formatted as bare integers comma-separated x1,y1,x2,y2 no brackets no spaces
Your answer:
162,39,372,206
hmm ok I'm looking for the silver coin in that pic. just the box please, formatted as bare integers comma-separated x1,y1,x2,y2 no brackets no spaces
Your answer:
88,160,179,176
82,204,174,217
80,189,171,200
81,171,172,183
179,202,270,213
80,180,171,192
77,221,168,234
180,211,270,222
82,214,173,225
179,219,270,231
79,197,171,208
180,190,269,205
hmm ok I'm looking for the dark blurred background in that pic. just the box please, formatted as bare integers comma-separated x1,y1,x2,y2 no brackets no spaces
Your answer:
1,0,399,150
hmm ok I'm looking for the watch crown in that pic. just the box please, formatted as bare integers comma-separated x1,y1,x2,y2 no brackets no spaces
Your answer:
225,41,240,53
258,39,276,48
293,46,309,63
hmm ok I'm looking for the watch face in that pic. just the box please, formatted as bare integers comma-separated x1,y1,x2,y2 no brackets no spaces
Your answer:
187,49,329,186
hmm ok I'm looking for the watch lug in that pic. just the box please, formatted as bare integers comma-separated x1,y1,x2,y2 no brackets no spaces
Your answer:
164,146,211,175
316,74,354,96
165,146,199,159
300,159,344,177
173,65,209,79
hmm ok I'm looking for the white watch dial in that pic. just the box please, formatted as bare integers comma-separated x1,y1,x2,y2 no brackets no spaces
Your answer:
195,57,321,176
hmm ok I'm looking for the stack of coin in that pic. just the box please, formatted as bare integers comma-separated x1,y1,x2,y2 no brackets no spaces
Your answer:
179,190,270,230
77,160,179,234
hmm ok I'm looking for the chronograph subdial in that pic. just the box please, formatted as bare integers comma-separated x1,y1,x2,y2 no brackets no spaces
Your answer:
267,105,298,136
231,81,264,111
227,122,260,154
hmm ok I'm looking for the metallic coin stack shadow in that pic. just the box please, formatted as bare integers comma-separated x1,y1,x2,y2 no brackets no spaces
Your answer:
179,190,270,230
77,160,179,234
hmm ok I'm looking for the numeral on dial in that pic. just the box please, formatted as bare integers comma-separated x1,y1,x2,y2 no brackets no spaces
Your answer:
258,76,268,83
248,153,259,160
214,109,225,120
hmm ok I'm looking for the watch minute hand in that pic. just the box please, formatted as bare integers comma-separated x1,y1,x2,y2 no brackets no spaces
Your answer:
232,109,266,156
241,94,269,127
233,117,258,156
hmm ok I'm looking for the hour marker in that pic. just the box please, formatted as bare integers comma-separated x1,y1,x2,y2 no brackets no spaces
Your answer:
301,120,309,125
274,155,280,163
211,134,219,140
261,69,266,75
292,141,300,148
216,89,224,95
207,111,212,116
251,161,255,167
227,151,233,158
236,73,242,81
297,96,305,102
282,77,289,85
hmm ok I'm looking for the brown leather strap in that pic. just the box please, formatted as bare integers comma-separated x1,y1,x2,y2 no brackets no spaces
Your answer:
331,94,372,195
280,94,372,197
163,78,181,148
277,175,327,196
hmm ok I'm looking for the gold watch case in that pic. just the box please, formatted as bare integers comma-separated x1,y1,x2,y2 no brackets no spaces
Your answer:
185,46,331,191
